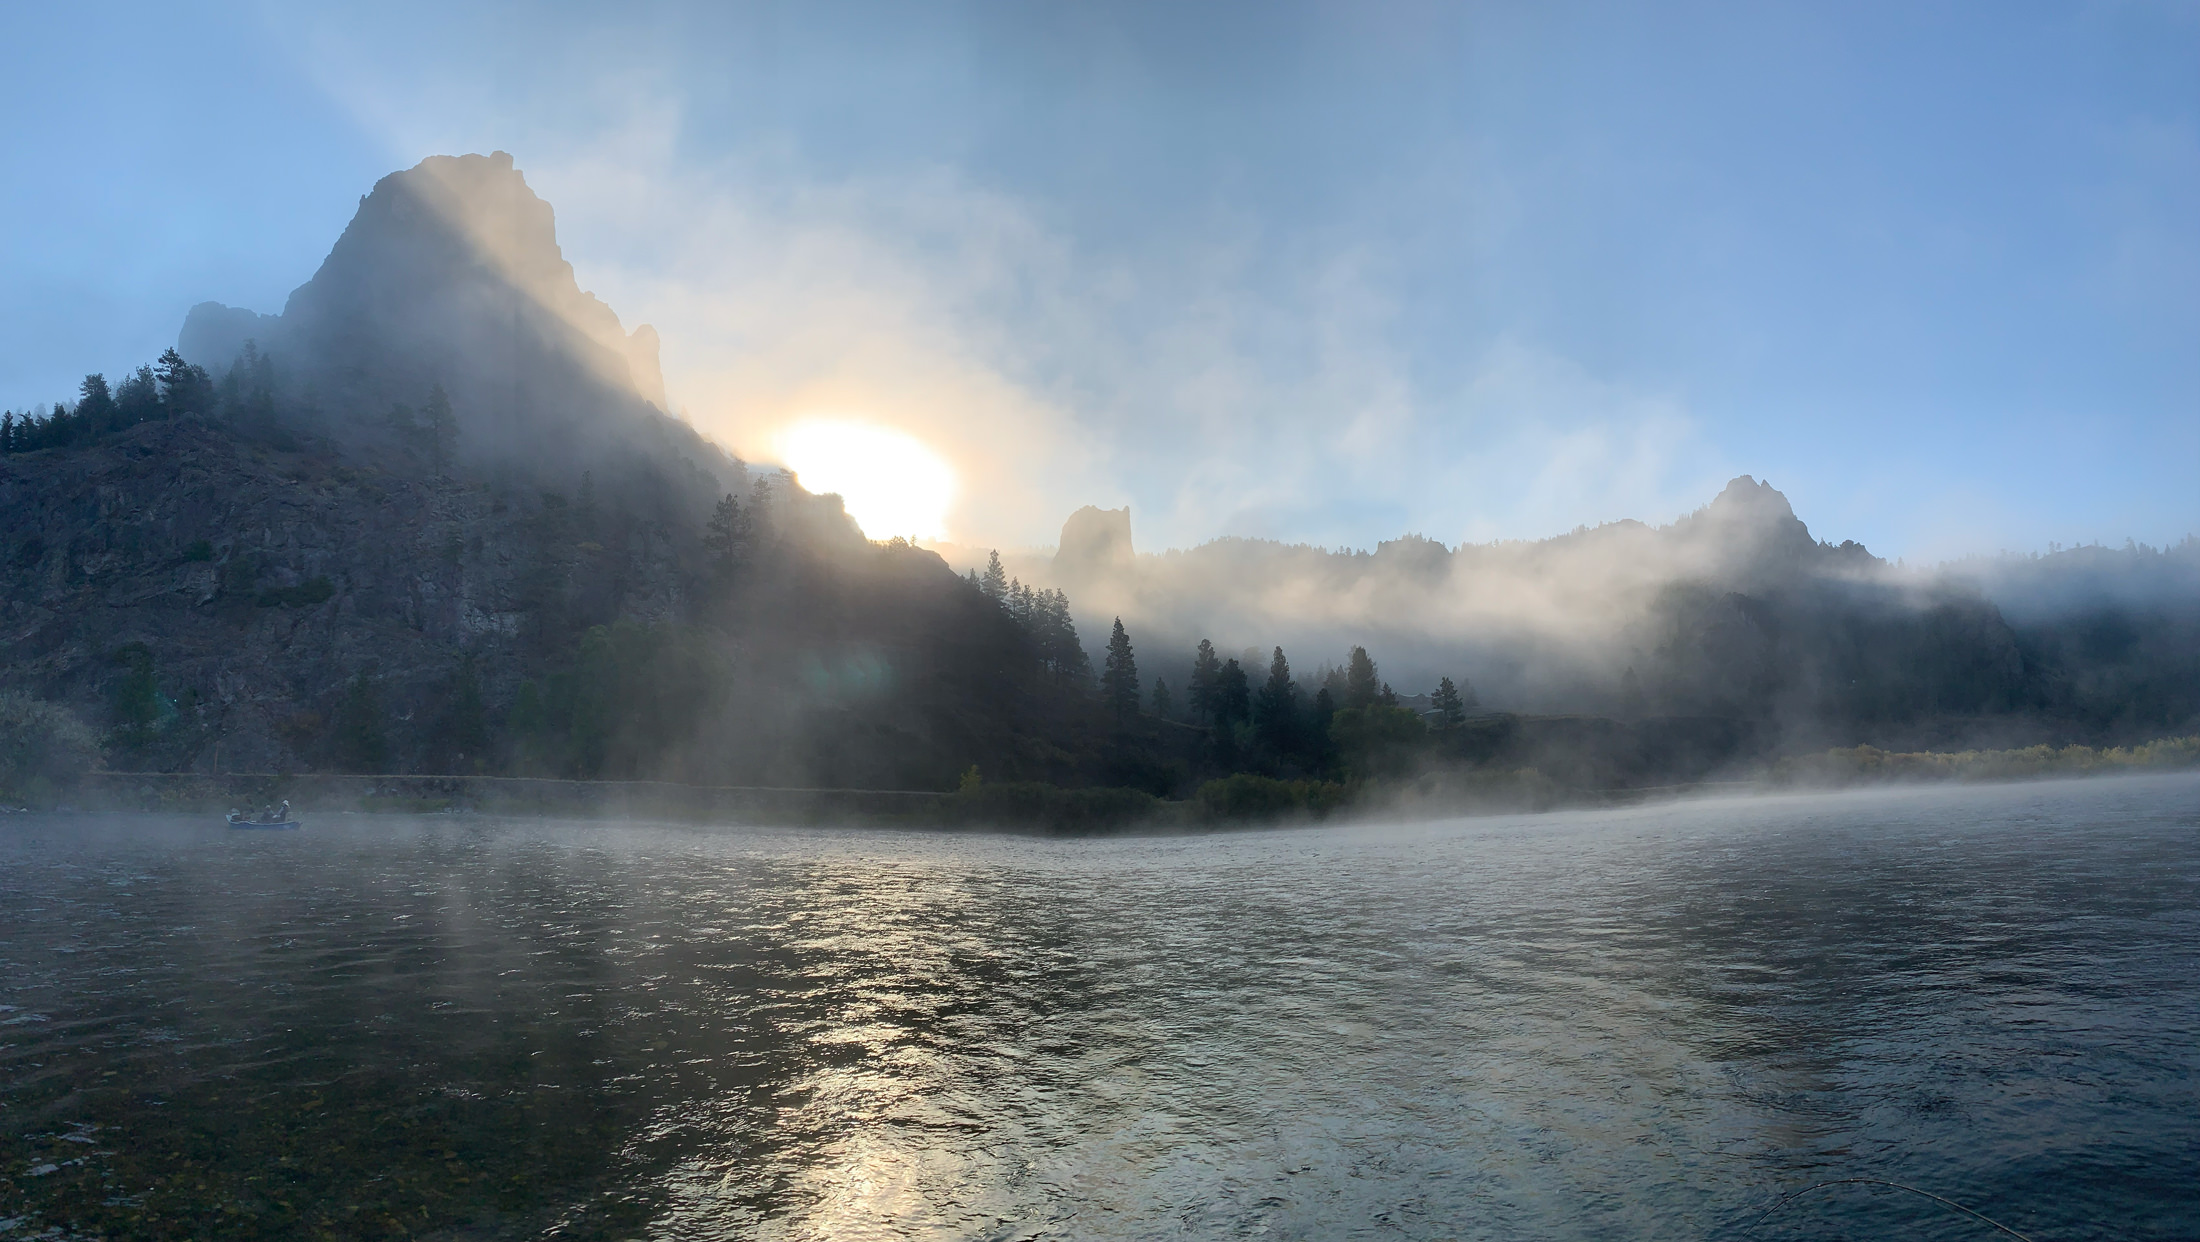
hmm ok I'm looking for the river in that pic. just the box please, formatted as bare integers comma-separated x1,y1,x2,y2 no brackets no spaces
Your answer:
3,774,2196,1239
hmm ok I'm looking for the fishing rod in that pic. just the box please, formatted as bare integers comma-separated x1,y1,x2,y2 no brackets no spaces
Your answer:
1746,1178,2037,1240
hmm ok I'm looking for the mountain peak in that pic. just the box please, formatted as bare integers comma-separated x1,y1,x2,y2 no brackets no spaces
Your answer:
1707,475,1797,522
1666,475,1822,570
180,152,667,430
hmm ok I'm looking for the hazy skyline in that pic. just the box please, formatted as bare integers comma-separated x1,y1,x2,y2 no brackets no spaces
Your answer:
4,0,2195,558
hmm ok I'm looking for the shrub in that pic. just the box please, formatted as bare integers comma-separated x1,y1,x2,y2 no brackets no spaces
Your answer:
0,694,100,801
1194,773,1349,823
1774,736,2200,786
182,539,214,562
108,642,161,742
1329,705,1428,778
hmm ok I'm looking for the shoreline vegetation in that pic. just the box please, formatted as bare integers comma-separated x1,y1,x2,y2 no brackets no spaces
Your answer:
16,735,2196,833
7,159,2196,837
1769,735,2200,787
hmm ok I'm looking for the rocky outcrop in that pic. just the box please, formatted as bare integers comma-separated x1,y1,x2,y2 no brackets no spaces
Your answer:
1053,505,1133,579
0,416,686,772
177,152,701,500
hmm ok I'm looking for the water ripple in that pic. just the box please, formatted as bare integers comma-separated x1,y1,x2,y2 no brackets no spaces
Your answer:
1,775,2195,1239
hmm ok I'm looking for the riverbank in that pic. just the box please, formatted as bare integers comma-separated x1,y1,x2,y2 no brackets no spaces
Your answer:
17,734,2196,833
64,771,960,827
1770,735,2200,787
47,769,1610,833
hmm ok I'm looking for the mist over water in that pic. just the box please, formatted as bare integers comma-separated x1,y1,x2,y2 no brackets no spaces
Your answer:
4,777,2197,1240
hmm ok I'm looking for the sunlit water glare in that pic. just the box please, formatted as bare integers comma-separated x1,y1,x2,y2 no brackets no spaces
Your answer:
3,775,2196,1239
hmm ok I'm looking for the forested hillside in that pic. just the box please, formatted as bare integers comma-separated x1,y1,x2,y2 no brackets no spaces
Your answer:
3,152,2193,803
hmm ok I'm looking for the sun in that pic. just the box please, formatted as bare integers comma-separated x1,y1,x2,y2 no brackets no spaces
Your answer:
776,419,956,541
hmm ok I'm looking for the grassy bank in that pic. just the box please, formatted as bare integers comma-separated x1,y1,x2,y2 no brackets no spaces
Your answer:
1774,736,2200,787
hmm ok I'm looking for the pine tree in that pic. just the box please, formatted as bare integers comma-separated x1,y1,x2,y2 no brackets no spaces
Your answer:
154,348,211,417
52,403,72,449
424,384,456,477
702,493,750,587
1345,646,1380,709
77,374,117,434
1255,646,1299,750
0,413,13,455
1215,658,1251,727
1432,676,1466,728
215,341,273,426
1029,589,1089,683
1151,677,1175,721
1102,617,1140,723
1311,685,1337,736
981,551,1009,602
154,348,189,392
1321,663,1348,702
1060,596,1091,682
115,366,159,426
1189,639,1221,724
1378,681,1399,707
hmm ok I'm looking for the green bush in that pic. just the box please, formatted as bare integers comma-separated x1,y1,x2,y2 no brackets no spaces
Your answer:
182,539,214,562
0,693,100,802
1775,736,2200,786
108,642,161,743
1329,705,1428,778
1194,773,1348,823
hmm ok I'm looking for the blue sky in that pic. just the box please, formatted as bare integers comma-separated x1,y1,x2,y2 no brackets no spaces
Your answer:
3,1,2195,558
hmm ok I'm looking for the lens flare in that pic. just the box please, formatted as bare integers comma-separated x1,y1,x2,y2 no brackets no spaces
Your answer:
777,419,956,540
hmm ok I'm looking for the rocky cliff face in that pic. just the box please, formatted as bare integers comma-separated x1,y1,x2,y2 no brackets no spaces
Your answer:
2,153,1075,786
180,152,698,500
8,152,743,773
1051,505,1135,604
0,416,686,772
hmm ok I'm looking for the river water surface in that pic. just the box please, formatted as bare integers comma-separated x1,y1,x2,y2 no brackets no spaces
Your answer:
3,775,2196,1240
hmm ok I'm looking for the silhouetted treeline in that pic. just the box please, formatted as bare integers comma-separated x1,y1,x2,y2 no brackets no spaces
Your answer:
9,349,2195,800
7,144,2195,807
0,349,222,453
